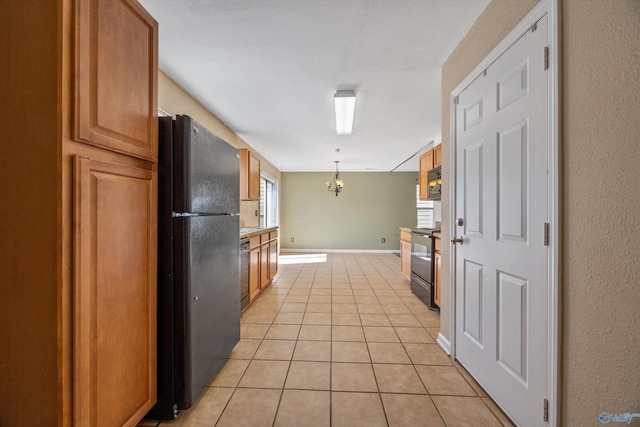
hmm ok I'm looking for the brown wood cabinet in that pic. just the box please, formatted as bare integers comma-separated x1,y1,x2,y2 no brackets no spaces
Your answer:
247,229,279,303
269,230,279,280
433,144,442,168
260,239,270,289
419,145,443,200
1,1,158,425
434,236,442,307
400,228,412,280
249,236,261,301
419,150,434,200
240,149,261,200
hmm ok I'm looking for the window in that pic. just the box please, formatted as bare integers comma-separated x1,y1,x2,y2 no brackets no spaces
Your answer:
416,184,435,228
260,175,278,228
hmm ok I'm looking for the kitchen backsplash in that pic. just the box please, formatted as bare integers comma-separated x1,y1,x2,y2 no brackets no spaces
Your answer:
240,200,260,228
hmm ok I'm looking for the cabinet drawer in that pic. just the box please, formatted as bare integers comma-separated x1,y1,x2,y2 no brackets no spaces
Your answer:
260,232,270,244
434,237,441,252
250,236,261,249
269,230,278,240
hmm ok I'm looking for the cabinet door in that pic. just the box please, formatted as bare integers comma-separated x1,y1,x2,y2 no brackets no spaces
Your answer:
433,144,442,168
400,240,411,280
240,150,261,201
249,152,261,200
434,251,442,307
75,0,158,161
260,242,270,288
419,150,434,200
73,155,157,426
249,248,260,300
269,240,278,280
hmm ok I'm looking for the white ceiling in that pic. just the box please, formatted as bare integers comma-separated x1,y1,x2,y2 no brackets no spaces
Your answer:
139,0,490,172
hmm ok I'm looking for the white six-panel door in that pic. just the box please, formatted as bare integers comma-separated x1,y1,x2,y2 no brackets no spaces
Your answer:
454,15,549,426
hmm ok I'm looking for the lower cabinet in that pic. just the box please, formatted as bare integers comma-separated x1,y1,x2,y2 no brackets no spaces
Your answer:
269,239,278,280
260,241,270,289
247,229,279,303
400,229,412,280
73,155,157,426
249,236,261,301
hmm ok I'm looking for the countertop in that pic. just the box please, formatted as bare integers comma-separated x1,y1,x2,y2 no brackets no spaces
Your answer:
240,226,278,239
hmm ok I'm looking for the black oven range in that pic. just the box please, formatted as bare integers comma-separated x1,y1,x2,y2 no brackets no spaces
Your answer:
410,228,440,311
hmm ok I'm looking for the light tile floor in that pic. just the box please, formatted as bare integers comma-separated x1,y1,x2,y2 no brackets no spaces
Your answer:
141,252,514,427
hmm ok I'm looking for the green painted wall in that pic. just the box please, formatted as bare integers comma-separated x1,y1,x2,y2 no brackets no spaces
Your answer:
281,172,417,250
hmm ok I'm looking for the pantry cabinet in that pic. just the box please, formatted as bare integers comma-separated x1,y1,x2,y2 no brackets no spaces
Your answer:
0,1,158,425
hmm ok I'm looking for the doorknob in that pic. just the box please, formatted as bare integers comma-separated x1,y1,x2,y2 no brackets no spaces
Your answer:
451,237,463,245
456,218,464,226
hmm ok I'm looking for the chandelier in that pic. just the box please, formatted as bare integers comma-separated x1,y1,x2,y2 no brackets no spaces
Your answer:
326,161,344,197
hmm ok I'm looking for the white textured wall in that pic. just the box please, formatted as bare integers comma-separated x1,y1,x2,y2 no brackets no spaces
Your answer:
441,0,640,425
562,1,640,424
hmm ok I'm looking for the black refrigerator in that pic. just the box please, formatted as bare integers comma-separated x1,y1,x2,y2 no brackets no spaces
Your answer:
149,115,240,420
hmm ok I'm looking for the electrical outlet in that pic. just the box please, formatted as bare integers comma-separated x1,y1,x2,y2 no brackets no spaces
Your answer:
381,238,386,243
290,237,294,243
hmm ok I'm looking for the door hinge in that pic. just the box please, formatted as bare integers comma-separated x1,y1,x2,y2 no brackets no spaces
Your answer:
531,22,538,32
543,398,549,422
544,223,550,246
454,96,459,105
544,46,549,70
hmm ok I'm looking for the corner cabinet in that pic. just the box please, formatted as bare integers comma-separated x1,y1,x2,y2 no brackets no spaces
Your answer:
240,149,261,200
0,1,158,425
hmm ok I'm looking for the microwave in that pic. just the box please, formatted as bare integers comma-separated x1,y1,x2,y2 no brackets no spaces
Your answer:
427,166,442,200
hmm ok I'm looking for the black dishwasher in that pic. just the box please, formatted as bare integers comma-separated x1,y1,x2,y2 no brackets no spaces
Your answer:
240,238,250,312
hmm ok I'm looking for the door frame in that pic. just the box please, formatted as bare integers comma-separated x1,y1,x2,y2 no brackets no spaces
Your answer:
447,1,560,425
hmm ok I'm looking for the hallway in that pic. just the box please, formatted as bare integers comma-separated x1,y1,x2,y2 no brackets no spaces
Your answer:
144,252,514,426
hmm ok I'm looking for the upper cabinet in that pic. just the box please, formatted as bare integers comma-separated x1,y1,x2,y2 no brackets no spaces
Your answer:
419,145,442,200
419,150,434,200
240,149,261,200
75,0,158,161
433,144,442,168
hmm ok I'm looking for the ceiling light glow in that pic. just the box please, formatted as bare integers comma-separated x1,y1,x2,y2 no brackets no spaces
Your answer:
334,90,356,135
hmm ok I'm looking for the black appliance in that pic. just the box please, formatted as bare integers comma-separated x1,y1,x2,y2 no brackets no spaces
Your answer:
410,228,439,311
240,237,250,312
427,166,442,200
149,115,240,420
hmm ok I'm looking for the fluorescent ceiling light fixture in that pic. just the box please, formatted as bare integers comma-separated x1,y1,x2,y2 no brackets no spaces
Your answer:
334,90,356,135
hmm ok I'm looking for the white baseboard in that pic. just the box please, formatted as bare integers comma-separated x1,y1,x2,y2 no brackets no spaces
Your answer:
280,248,399,254
437,333,451,355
